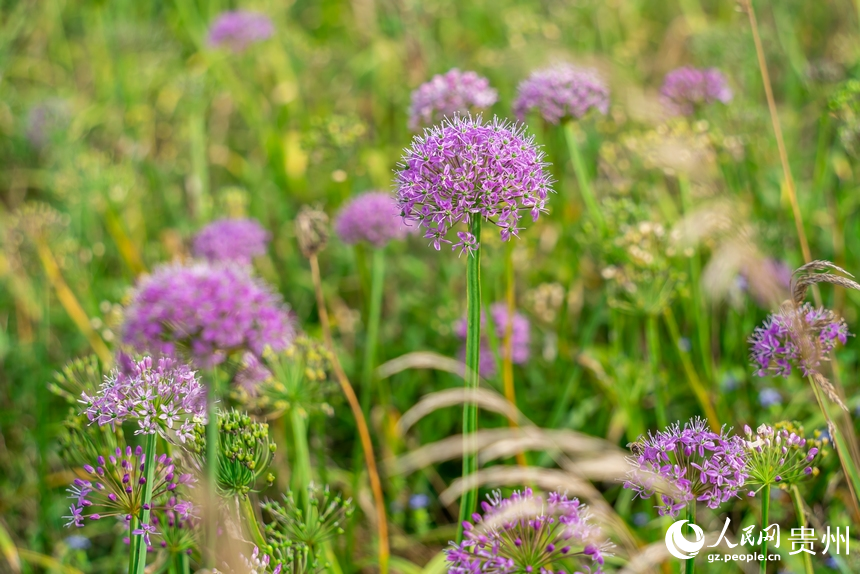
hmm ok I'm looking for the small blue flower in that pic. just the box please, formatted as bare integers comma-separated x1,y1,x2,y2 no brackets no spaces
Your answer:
409,493,430,510
64,535,91,550
758,388,782,407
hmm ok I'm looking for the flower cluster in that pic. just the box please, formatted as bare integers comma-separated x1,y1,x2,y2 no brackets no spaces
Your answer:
81,356,206,442
208,11,274,52
247,337,335,417
513,63,610,124
660,67,733,115
395,114,552,255
744,422,827,493
454,302,530,377
261,484,354,573
334,192,411,248
65,446,194,535
623,418,748,516
408,68,498,130
122,262,295,368
446,488,611,573
192,218,271,265
749,302,850,378
150,497,197,555
186,409,276,497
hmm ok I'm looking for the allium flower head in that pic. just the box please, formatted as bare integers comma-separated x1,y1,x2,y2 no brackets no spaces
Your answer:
334,192,411,248
454,302,530,377
395,114,553,255
743,422,827,494
446,488,612,574
408,68,498,130
660,67,733,116
81,356,206,443
749,302,850,378
623,417,748,516
122,262,295,368
65,446,195,537
151,497,197,555
208,11,274,52
186,409,277,497
192,218,270,265
513,63,610,124
254,337,336,417
261,484,354,573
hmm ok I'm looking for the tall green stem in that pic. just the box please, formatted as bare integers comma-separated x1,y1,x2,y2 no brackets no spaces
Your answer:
563,121,604,232
205,369,220,568
241,496,268,550
132,432,158,574
759,484,770,573
290,408,312,500
457,217,482,541
686,501,696,574
790,485,814,574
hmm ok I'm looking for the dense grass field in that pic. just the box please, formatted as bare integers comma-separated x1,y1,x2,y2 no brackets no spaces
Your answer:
4,0,860,572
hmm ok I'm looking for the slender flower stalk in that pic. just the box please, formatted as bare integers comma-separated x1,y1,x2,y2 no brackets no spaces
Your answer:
790,484,815,574
686,500,696,574
460,216,482,534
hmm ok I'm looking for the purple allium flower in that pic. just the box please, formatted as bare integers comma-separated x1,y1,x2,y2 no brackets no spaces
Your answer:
122,262,296,369
408,69,498,130
749,302,850,378
513,63,610,124
623,417,748,517
64,446,194,530
80,356,207,443
192,218,270,265
446,488,612,574
660,67,733,116
744,422,825,491
207,11,274,52
454,302,530,377
334,191,412,248
149,496,198,554
758,387,782,408
395,114,553,255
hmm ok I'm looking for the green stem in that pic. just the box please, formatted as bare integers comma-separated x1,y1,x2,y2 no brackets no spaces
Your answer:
205,376,219,568
790,485,814,574
760,484,770,574
128,513,140,574
180,551,190,574
457,217,482,542
686,501,696,574
563,121,604,232
290,408,312,500
240,496,268,550
133,432,158,573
